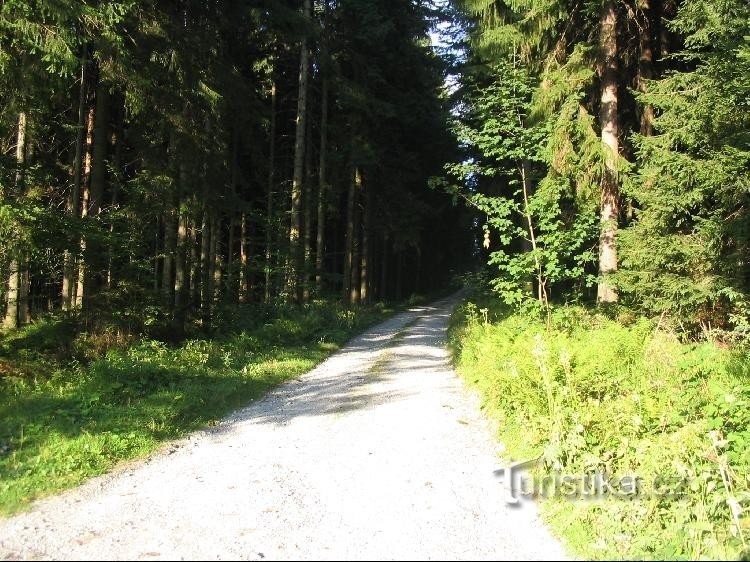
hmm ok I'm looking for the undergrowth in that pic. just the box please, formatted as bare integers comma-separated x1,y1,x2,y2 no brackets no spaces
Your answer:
449,296,750,560
0,300,393,515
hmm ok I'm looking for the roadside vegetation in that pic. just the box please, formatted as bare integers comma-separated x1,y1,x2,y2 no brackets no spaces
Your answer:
440,0,750,557
449,288,750,560
0,301,394,515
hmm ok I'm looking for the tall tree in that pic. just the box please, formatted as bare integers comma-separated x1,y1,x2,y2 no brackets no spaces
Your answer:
3,111,27,329
288,0,313,302
315,0,330,295
597,0,620,303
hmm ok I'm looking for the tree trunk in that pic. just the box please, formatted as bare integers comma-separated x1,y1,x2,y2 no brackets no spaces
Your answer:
659,0,671,67
396,251,403,301
89,80,109,223
190,218,200,308
16,113,30,323
638,0,655,136
154,216,162,292
315,80,329,296
63,58,89,311
359,229,368,304
360,178,371,304
239,212,249,303
173,161,189,331
200,208,212,326
3,260,19,330
302,109,314,304
315,4,330,296
210,215,221,304
82,79,109,300
74,102,96,309
4,111,28,329
227,214,236,302
597,0,621,304
226,132,240,304
107,94,125,289
265,80,277,304
288,0,312,302
162,204,177,306
3,116,24,327
343,166,360,304
173,201,188,329
380,234,389,301
350,169,362,306
18,266,29,324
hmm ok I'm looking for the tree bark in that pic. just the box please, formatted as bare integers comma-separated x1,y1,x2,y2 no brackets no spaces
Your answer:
360,177,371,304
225,140,239,305
200,208,212,326
63,57,89,311
228,213,236,302
597,0,621,304
81,78,110,301
288,0,312,302
162,203,178,306
74,102,96,309
315,2,330,296
380,234,389,301
343,166,360,305
173,201,188,329
240,212,249,303
3,260,19,330
89,81,109,223
265,80,277,304
350,169,363,306
211,215,221,304
4,111,28,329
638,0,655,136
18,266,29,325
302,108,314,304
316,74,329,296
395,251,403,301
16,112,30,323
107,94,125,289
189,218,200,308
173,161,189,330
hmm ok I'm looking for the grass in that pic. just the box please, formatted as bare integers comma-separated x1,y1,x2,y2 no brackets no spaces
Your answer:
449,295,750,560
0,300,395,516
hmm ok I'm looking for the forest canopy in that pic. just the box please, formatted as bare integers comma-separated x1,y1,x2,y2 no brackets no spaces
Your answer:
441,0,750,335
0,0,474,335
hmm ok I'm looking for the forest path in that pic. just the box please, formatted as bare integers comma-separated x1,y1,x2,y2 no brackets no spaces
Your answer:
0,294,566,561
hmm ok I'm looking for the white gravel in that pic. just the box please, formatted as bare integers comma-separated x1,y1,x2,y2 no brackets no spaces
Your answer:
0,294,567,561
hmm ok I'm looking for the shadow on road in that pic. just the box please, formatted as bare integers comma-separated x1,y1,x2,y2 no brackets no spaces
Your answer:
209,297,462,430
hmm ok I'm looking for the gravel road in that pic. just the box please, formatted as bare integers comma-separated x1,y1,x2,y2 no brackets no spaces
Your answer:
0,294,567,561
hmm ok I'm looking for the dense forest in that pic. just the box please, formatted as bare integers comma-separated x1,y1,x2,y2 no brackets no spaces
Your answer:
5,0,747,338
1,0,749,560
0,0,472,336
443,0,750,329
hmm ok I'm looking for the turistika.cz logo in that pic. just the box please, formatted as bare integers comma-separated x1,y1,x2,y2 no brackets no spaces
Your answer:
494,458,693,505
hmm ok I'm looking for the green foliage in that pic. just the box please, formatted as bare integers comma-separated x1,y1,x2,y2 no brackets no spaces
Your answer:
450,295,750,559
441,56,598,307
618,0,750,332
0,300,393,515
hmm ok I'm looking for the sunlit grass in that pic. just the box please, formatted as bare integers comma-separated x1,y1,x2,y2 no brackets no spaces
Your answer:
0,301,393,515
449,297,750,560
